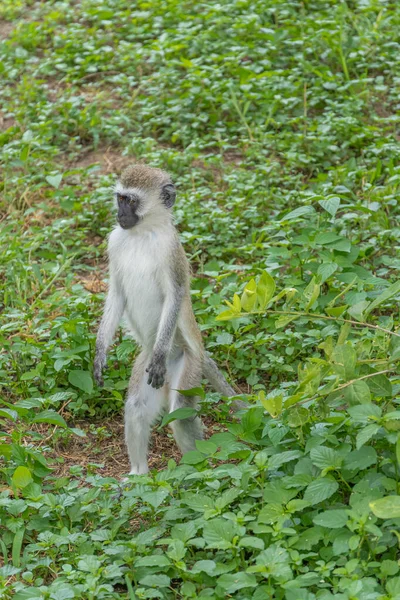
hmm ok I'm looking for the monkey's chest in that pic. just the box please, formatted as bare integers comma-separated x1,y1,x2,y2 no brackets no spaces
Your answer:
118,248,165,346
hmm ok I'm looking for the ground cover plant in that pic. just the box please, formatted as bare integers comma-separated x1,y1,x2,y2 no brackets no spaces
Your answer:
1,0,400,597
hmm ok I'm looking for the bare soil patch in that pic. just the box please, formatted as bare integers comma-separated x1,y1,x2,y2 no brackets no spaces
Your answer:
0,20,13,40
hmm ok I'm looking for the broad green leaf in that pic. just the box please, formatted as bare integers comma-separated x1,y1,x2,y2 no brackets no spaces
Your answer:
313,509,348,528
161,407,197,427
310,446,342,470
356,424,380,449
303,477,339,505
343,380,371,405
318,197,340,217
68,370,93,394
369,496,400,519
348,403,382,424
180,450,206,465
343,446,377,472
257,271,276,309
203,518,238,549
317,262,338,283
176,386,206,399
331,344,356,380
217,572,257,593
366,373,392,397
216,310,235,321
12,466,33,489
139,574,171,588
260,391,282,418
364,280,400,316
46,173,63,188
32,410,68,428
281,206,315,221
196,439,218,455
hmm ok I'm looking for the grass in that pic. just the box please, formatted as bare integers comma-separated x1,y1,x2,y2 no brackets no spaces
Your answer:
1,1,400,598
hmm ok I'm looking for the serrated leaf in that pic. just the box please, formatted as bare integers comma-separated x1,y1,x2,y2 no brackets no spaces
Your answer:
216,309,236,321
343,446,377,472
313,509,348,528
68,370,93,394
310,446,342,470
303,477,339,505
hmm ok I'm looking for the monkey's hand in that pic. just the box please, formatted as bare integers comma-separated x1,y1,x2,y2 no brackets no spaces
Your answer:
93,350,106,387
146,353,167,389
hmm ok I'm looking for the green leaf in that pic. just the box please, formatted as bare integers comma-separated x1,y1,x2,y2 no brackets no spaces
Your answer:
310,446,342,470
364,280,400,316
12,528,25,568
281,206,315,221
348,403,382,424
343,446,377,472
343,380,371,405
366,373,392,397
203,518,237,549
241,278,257,311
161,407,198,427
356,424,380,449
331,344,356,380
32,410,68,428
369,496,400,519
68,370,93,394
217,572,257,593
260,391,282,418
257,271,276,309
12,466,33,489
303,477,339,505
318,197,340,217
180,450,206,465
46,173,63,188
139,574,171,588
317,262,338,283
195,439,218,455
176,386,206,400
313,509,348,528
216,309,235,321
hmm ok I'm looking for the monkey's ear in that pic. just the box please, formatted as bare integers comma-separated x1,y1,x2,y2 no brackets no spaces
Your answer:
161,184,176,208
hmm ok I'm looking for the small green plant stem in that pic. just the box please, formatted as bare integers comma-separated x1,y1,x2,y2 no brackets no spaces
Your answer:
238,308,400,339
295,367,395,408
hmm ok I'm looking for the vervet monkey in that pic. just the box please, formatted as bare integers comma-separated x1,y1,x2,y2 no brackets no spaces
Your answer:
94,164,237,475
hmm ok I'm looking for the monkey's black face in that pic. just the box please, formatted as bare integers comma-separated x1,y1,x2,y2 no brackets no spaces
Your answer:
116,193,140,229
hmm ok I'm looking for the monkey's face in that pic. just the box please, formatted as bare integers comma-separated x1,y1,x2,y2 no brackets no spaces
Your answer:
116,193,140,229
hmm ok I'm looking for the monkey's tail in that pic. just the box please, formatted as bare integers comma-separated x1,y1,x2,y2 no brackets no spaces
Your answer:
202,354,247,410
202,353,237,397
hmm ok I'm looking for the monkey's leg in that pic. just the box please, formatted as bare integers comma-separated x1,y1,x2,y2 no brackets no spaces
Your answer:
125,351,167,475
168,351,204,454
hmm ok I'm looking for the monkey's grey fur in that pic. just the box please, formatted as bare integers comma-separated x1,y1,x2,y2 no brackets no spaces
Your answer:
94,164,237,475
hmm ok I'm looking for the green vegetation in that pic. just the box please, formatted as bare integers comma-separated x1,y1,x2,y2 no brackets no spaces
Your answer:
1,0,400,598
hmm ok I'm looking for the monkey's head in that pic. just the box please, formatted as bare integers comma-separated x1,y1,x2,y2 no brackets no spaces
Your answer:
114,164,176,230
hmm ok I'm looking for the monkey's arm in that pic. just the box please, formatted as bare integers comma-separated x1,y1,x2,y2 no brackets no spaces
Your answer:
146,281,185,389
94,273,125,386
